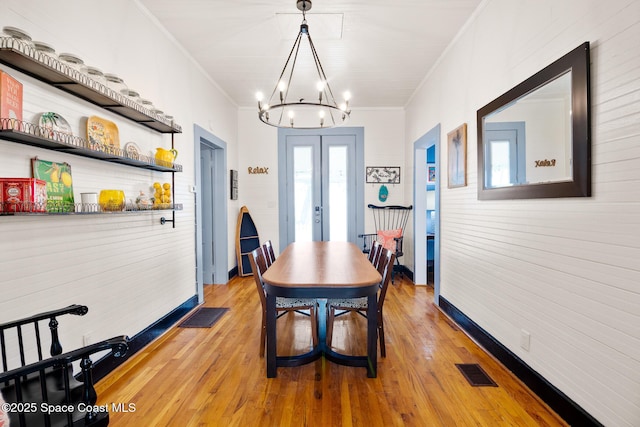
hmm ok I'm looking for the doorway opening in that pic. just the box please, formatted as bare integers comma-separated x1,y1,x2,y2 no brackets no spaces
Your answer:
194,124,228,303
413,124,441,303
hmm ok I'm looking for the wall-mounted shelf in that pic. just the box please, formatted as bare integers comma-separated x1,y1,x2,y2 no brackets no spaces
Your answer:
0,37,181,134
0,37,182,227
0,202,183,217
0,119,182,172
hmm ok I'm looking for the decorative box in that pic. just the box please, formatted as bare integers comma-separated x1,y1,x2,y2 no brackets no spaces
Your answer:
0,178,47,212
0,71,23,128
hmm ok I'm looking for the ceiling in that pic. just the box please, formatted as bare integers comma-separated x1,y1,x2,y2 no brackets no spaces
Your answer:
139,0,482,109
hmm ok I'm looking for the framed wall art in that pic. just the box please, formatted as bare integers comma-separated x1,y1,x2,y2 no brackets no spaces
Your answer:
447,123,467,188
230,169,238,200
427,164,436,184
366,166,400,184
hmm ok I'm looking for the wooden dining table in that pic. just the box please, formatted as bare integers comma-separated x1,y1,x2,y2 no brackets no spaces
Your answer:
262,241,382,378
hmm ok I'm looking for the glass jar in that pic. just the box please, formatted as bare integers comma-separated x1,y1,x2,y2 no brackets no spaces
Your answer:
104,73,128,98
124,89,141,104
139,98,155,111
2,26,34,50
58,52,85,76
33,41,57,63
83,66,107,88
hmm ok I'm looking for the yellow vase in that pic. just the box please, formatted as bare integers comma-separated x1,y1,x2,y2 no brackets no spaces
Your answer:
99,190,125,211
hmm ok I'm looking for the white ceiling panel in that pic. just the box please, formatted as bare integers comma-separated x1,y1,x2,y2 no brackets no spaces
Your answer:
138,0,482,108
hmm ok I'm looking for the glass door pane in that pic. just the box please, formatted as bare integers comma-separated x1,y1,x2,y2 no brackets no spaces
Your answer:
293,145,314,242
327,145,348,241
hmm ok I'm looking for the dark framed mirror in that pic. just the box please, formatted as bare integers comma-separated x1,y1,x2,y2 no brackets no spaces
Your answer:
477,42,591,200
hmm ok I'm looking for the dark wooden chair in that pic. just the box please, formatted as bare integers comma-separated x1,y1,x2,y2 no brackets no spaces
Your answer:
249,247,318,357
326,248,396,357
0,305,128,427
262,239,276,267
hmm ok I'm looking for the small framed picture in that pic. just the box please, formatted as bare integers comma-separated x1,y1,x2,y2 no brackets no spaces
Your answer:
447,123,467,188
365,166,401,184
230,169,238,200
427,164,436,184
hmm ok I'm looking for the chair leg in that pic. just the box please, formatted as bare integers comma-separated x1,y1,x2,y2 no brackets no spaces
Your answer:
378,311,386,357
260,312,266,358
310,306,318,346
326,307,335,347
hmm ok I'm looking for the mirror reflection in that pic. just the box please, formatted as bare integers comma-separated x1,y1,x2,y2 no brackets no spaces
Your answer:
476,42,591,200
483,72,572,188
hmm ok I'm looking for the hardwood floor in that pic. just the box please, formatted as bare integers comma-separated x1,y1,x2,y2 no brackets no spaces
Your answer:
96,275,566,426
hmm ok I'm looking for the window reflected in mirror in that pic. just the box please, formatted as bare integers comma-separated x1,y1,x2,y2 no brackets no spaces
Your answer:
477,42,591,200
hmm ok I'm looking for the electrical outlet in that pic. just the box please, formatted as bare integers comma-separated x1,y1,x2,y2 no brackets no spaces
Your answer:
82,334,92,346
520,329,531,351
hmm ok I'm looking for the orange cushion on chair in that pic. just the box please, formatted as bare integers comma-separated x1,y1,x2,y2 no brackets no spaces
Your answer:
377,228,402,251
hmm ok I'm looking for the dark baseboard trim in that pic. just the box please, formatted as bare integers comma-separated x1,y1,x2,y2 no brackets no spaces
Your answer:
396,265,413,282
438,296,603,427
228,267,238,280
92,295,199,382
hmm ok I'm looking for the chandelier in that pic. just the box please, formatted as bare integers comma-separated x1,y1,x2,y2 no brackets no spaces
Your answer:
256,0,351,129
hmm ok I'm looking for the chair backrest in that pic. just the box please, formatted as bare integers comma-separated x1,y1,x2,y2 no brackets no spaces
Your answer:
248,247,269,310
262,240,276,267
368,240,382,265
368,204,413,235
368,204,413,254
376,248,396,310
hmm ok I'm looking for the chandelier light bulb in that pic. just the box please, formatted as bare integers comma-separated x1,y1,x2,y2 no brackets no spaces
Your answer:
256,91,264,109
343,91,351,101
278,81,287,103
339,102,347,111
289,110,295,127
317,81,325,103
319,110,325,127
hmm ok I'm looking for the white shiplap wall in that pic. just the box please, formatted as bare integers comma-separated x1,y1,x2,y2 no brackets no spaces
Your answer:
0,0,238,370
405,0,640,425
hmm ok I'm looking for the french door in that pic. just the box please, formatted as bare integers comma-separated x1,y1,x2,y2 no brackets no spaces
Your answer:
283,134,357,244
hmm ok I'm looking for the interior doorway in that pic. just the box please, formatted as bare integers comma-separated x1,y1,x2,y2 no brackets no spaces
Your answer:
413,124,441,303
194,124,228,303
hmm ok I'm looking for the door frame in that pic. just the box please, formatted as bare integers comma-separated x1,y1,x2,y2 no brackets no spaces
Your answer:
413,124,441,302
277,127,365,249
194,124,228,303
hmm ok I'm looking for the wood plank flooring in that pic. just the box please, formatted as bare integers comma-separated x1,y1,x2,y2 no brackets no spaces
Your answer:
96,276,566,426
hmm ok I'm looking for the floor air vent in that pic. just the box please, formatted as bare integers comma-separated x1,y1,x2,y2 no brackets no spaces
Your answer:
455,364,498,387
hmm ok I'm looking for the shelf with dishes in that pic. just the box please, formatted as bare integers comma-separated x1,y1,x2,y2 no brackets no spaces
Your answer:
0,36,180,134
0,118,182,172
1,184,183,217
0,201,184,217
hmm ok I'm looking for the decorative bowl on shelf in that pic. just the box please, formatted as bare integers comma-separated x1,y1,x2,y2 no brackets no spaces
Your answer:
99,189,125,211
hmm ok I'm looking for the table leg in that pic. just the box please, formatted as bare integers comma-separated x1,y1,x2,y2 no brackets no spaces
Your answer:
317,298,327,348
366,293,377,378
266,293,277,378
